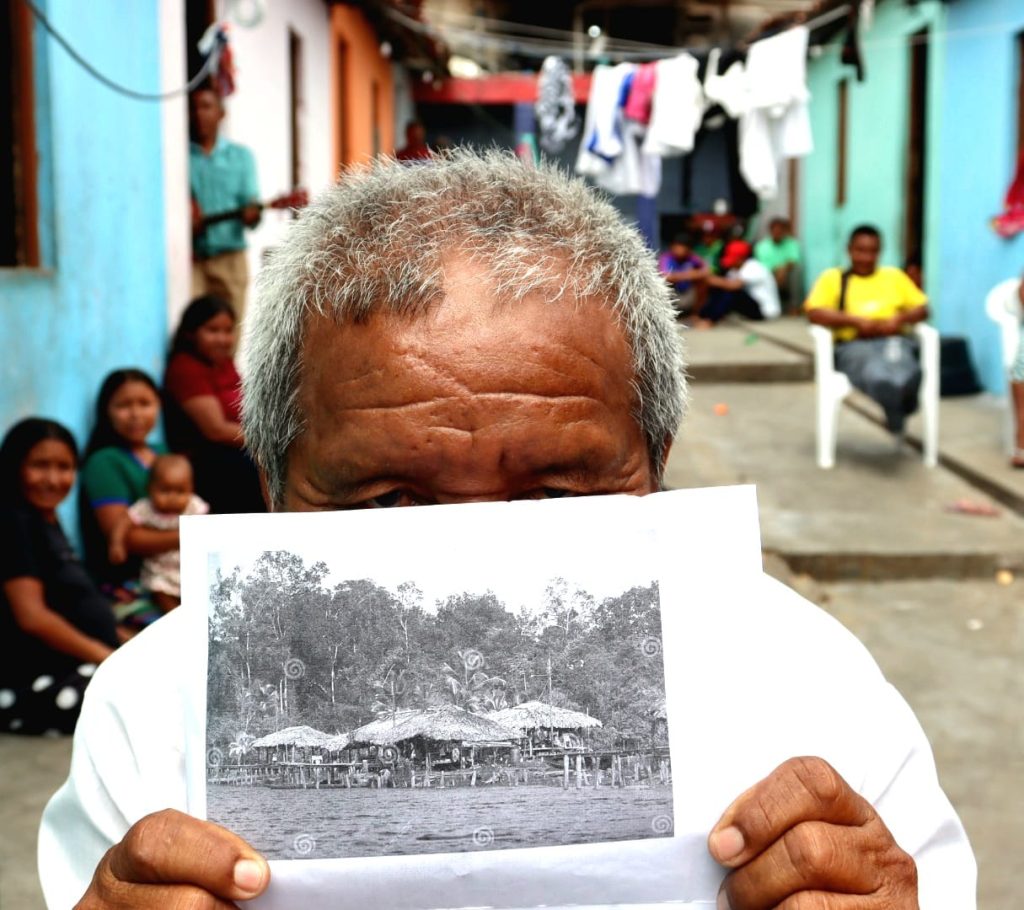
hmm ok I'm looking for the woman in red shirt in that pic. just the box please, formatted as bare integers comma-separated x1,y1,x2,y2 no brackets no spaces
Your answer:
164,296,265,513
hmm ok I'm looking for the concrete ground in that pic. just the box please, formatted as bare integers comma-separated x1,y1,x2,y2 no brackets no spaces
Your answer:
0,736,71,909
2,317,1019,908
668,318,1024,909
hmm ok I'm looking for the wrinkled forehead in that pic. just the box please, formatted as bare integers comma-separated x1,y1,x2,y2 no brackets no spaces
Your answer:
297,254,639,412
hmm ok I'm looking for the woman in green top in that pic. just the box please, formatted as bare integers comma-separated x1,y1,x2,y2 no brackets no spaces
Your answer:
79,370,178,596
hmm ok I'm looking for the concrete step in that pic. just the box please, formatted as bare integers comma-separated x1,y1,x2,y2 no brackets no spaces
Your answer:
664,381,1024,581
681,323,812,383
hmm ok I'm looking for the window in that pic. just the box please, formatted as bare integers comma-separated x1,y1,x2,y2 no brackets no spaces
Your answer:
836,78,848,208
1,0,40,267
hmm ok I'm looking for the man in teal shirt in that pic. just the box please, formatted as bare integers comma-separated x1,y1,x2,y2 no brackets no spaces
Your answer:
754,217,800,312
190,86,260,319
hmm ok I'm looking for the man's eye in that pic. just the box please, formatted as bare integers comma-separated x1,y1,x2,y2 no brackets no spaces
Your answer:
524,488,573,500
365,490,406,509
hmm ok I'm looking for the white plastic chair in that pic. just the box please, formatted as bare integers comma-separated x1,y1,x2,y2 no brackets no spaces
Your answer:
984,278,1022,454
809,323,939,468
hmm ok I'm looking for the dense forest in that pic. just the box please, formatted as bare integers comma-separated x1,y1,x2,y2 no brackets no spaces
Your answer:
207,551,666,750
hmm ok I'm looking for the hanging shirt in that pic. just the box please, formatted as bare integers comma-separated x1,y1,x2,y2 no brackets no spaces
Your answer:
643,54,704,157
577,65,662,198
702,48,748,120
623,62,657,125
190,137,259,259
576,63,635,167
737,27,814,200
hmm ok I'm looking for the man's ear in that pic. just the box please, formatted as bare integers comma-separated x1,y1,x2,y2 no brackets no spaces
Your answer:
257,469,275,512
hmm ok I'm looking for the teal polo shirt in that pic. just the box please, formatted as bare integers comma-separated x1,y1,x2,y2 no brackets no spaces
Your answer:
190,137,259,259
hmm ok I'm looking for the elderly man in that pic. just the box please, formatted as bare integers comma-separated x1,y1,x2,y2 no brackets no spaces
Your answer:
40,153,973,909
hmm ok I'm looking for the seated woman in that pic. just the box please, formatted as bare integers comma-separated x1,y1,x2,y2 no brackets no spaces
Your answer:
163,296,264,513
0,419,121,735
79,370,175,621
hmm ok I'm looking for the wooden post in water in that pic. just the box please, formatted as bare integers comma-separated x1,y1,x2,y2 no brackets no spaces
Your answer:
575,754,583,789
425,753,432,788
563,754,570,789
593,756,599,788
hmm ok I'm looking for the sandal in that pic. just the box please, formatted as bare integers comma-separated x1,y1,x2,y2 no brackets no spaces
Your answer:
1012,448,1024,469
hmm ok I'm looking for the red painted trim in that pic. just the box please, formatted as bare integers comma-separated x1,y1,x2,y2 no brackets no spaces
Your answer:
414,73,592,105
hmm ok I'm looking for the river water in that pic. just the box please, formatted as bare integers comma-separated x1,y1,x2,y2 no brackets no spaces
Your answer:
208,784,674,860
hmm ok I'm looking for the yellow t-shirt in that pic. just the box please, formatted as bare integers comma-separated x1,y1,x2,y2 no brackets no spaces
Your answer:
804,267,928,341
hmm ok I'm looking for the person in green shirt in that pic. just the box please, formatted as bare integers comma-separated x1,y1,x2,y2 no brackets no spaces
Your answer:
754,217,801,311
79,371,177,623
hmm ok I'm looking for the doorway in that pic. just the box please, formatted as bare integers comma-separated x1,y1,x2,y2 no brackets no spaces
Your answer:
904,28,929,267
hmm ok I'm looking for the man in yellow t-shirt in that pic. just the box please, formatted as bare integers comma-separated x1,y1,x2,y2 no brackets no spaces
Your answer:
805,225,930,433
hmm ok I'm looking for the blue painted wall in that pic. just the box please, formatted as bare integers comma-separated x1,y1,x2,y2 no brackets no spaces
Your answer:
934,0,1024,393
0,2,169,526
801,1,944,295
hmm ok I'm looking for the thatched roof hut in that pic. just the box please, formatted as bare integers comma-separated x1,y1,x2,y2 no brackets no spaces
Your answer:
349,705,513,746
251,725,332,749
488,700,602,733
347,710,421,745
324,732,352,751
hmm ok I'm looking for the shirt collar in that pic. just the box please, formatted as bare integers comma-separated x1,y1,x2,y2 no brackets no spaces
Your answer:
191,135,228,157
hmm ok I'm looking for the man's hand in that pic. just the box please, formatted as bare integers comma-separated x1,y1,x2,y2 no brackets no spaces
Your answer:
708,757,917,909
76,809,269,908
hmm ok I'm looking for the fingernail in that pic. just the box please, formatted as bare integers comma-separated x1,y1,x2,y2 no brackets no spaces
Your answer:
710,825,745,862
717,887,733,910
233,858,265,892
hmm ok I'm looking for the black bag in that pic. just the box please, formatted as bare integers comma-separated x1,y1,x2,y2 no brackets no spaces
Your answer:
938,336,981,397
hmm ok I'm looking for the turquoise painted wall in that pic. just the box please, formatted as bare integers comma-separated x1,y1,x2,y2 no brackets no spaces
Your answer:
934,0,1024,393
0,2,169,524
802,1,944,298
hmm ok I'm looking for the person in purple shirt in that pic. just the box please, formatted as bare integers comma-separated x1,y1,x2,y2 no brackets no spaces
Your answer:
658,233,709,318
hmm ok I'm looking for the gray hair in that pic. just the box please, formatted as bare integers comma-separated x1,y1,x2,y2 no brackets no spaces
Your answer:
243,149,687,505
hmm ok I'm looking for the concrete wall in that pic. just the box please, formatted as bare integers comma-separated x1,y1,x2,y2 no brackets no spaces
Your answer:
0,1,169,462
801,1,944,293
933,0,1024,393
211,0,337,327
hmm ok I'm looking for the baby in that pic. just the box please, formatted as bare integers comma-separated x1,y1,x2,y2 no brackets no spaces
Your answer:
109,454,208,613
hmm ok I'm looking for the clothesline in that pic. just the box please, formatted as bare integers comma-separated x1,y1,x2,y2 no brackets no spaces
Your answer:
386,2,851,63
392,2,1024,65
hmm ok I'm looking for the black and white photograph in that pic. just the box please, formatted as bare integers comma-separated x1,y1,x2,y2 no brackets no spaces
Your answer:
204,512,674,863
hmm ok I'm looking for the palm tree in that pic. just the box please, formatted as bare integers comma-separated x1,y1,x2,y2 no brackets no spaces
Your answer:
229,731,257,764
